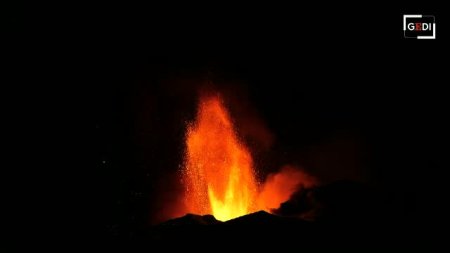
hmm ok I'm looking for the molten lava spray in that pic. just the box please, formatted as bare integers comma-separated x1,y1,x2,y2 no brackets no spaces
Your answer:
183,94,258,221
182,93,316,221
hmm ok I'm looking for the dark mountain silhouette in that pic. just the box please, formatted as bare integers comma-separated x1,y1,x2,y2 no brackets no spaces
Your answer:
158,213,221,226
147,180,427,248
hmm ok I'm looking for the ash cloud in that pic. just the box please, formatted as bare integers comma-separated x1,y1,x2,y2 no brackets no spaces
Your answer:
272,180,401,226
257,165,317,212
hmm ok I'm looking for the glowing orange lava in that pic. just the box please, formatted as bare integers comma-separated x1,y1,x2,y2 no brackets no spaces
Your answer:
181,93,316,221
183,94,258,221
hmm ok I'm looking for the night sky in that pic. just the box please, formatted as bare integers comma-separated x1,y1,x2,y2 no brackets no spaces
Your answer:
18,3,445,245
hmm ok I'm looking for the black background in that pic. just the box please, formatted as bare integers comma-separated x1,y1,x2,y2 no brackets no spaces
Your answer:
7,2,448,247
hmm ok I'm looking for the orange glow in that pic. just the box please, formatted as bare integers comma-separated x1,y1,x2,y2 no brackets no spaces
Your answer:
182,93,316,221
257,165,317,211
183,94,258,221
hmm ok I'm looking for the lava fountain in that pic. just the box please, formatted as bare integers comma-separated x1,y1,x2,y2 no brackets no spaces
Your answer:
183,94,258,221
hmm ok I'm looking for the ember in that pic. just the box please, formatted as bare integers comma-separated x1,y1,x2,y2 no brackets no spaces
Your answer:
182,93,313,221
183,94,258,221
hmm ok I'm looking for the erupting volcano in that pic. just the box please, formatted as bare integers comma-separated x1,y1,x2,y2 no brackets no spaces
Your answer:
183,94,259,221
182,92,315,221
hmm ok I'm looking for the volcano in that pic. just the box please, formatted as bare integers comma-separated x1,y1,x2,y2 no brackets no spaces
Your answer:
181,93,314,221
144,91,425,248
183,94,259,221
148,181,420,248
